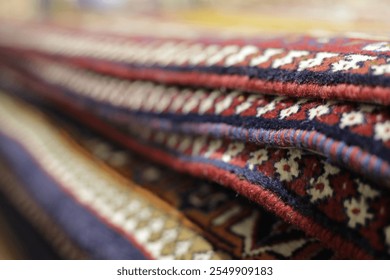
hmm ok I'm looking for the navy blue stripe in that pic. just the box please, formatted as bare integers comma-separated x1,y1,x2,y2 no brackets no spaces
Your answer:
0,131,148,260
74,89,390,162
82,56,390,88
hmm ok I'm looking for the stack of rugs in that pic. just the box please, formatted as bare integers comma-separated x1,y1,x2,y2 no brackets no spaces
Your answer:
0,17,389,260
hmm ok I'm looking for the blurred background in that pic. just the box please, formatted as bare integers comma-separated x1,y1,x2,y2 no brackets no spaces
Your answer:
1,0,390,37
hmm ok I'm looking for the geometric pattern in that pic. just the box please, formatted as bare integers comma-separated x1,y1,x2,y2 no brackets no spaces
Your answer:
0,18,390,260
72,128,339,260
0,21,390,104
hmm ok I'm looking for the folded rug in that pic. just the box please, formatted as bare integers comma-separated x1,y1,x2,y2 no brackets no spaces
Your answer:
0,93,336,259
0,19,389,260
0,21,389,104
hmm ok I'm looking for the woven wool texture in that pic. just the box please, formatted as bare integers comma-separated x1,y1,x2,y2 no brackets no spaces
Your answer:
0,22,390,104
0,93,338,260
0,18,389,260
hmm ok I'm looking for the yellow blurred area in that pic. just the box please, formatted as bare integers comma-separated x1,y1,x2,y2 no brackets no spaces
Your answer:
0,0,389,37
170,9,390,36
0,1,38,20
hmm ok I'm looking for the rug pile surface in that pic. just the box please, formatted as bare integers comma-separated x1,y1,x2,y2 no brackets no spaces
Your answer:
0,3,389,259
